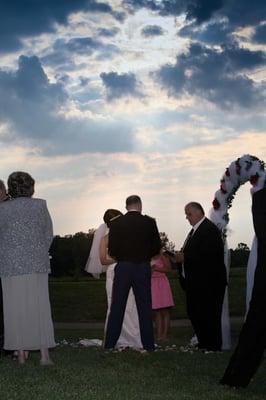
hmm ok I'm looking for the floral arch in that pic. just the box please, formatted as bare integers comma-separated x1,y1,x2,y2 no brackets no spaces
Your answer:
210,154,266,235
208,154,266,350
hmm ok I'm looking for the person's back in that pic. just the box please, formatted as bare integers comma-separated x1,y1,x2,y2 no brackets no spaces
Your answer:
104,195,161,351
109,211,160,263
0,197,53,277
0,171,55,365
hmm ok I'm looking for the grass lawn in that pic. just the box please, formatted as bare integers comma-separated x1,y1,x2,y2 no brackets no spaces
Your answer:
49,268,247,322
1,324,266,400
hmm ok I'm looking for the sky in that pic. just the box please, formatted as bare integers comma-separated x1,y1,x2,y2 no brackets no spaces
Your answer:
0,0,265,250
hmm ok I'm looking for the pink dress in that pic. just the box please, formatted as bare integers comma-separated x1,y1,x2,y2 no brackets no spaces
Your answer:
151,257,174,310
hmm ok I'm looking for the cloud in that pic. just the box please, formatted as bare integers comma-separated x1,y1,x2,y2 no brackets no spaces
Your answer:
183,1,266,44
154,42,266,109
222,42,266,70
123,0,223,22
252,24,266,44
123,0,186,18
97,27,120,37
42,36,120,67
0,0,123,53
0,55,133,155
222,0,266,29
123,0,266,28
141,25,164,38
122,0,266,60
100,71,143,100
179,21,232,45
123,0,266,54
185,0,224,24
0,55,66,115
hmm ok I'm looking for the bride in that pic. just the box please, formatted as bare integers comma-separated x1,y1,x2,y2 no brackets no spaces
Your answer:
86,209,142,349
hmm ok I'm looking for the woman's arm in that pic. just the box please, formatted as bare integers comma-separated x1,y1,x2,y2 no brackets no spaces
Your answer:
99,235,116,265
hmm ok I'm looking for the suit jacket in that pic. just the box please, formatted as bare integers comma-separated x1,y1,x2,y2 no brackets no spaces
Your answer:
183,218,227,291
251,187,266,296
0,197,53,277
108,211,161,263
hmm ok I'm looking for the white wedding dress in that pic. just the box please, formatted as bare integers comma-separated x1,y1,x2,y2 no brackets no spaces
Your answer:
85,223,142,349
105,263,142,349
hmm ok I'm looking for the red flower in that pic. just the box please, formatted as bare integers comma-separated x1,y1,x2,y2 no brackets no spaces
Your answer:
235,161,241,175
212,198,220,210
225,168,230,177
250,173,259,185
220,186,227,194
220,180,227,194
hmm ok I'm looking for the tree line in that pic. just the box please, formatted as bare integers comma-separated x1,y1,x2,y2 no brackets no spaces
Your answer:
49,232,250,278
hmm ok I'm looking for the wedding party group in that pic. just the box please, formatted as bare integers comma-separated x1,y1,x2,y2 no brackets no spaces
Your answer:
0,170,266,391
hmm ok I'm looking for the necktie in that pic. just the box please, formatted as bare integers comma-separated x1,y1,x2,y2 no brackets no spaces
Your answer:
181,229,194,251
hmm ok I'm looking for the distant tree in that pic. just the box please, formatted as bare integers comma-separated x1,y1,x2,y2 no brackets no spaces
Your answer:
50,229,175,277
70,231,94,279
160,232,175,252
230,242,250,268
235,242,250,252
50,230,94,277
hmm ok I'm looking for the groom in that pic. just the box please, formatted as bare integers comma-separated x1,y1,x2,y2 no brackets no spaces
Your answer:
104,195,161,351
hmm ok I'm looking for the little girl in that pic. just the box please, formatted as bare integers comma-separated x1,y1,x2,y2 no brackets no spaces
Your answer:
151,250,174,342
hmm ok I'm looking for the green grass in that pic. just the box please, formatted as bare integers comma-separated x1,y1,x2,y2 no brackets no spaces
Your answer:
49,268,247,322
1,324,266,399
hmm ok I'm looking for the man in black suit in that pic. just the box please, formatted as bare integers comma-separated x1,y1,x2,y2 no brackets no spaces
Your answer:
220,187,266,388
176,202,227,351
104,195,161,351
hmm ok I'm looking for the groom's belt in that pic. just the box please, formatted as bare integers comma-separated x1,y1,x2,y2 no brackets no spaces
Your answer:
116,258,150,264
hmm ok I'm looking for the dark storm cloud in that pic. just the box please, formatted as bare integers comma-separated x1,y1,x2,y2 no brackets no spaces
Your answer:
141,25,164,38
123,0,222,22
154,42,266,109
0,55,133,154
123,0,266,43
0,0,122,53
222,0,266,29
185,0,224,24
178,1,266,46
179,21,231,45
123,0,266,29
252,24,266,45
100,71,143,100
222,43,266,70
0,55,66,107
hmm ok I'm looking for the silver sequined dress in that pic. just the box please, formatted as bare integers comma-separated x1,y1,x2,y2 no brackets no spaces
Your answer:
0,197,55,350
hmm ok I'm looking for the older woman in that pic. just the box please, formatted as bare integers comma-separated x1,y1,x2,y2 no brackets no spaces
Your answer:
0,172,55,365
